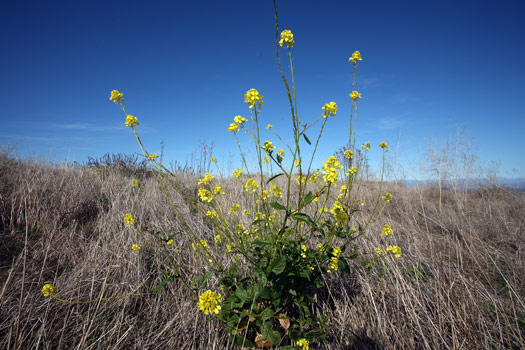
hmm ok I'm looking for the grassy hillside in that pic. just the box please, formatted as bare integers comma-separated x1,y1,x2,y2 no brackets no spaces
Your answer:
0,150,523,349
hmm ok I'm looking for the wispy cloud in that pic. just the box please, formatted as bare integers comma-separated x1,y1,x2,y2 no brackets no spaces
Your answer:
49,123,124,132
377,117,406,130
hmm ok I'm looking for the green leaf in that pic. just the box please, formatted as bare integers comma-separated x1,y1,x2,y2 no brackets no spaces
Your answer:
153,276,174,293
167,232,178,240
252,239,271,247
266,173,284,184
270,256,286,275
160,269,170,277
302,133,312,145
270,201,287,211
303,191,314,206
259,307,274,321
261,322,281,345
198,271,214,289
291,212,315,227
235,287,250,302
233,335,255,347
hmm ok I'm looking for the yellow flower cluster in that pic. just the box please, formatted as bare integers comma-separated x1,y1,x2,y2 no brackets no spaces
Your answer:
125,115,139,127
322,102,338,117
297,338,309,350
228,115,248,132
233,169,243,179
362,142,371,151
279,29,295,48
245,178,259,193
206,210,219,219
148,153,158,161
192,240,209,252
198,188,213,202
349,90,362,100
349,50,363,63
210,156,217,163
213,185,225,195
387,245,402,258
131,179,139,187
328,247,342,272
271,184,282,197
198,173,215,185
263,155,270,163
167,239,174,246
263,141,275,153
124,213,135,226
344,149,354,159
229,204,241,215
381,224,393,236
244,88,264,110
379,141,389,151
322,156,343,184
382,192,392,202
330,200,348,224
109,90,124,104
266,124,273,130
301,245,307,258
375,247,382,255
42,284,56,297
131,244,141,251
198,290,222,315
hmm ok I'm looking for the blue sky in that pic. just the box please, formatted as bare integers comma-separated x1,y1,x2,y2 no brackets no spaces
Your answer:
1,0,524,179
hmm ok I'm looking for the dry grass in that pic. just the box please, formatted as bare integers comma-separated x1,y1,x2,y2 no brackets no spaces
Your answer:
1,150,523,349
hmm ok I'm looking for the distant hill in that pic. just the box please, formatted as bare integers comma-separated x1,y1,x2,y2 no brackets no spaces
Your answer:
398,177,525,192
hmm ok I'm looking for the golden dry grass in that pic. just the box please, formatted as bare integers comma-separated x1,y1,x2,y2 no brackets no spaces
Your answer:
1,150,523,349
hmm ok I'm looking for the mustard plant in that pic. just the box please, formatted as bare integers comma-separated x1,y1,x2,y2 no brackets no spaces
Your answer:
43,4,403,349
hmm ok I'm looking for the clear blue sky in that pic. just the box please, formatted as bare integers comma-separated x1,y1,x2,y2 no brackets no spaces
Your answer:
1,0,524,178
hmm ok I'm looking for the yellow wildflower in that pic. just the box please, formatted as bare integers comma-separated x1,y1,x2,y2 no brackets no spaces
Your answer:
261,190,269,200
294,160,301,166
349,90,362,100
109,90,124,104
297,338,309,350
379,141,389,151
277,148,285,156
279,29,295,48
317,243,324,251
198,188,213,202
206,210,219,218
301,245,307,258
198,290,222,315
361,142,371,151
228,204,241,214
263,155,270,163
381,224,393,236
322,102,338,117
271,184,282,197
233,169,243,179
125,115,139,127
322,156,343,184
382,192,392,202
124,213,135,226
266,124,273,130
234,115,247,125
228,122,240,132
192,240,209,252
375,247,382,255
263,141,275,152
198,173,215,185
243,209,251,216
344,149,354,159
167,239,174,246
42,284,56,297
387,245,402,258
131,179,139,187
213,185,225,195
210,156,217,163
148,153,158,161
214,235,222,243
244,88,264,109
347,166,358,175
328,247,342,272
131,244,141,251
245,178,259,192
349,50,363,63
